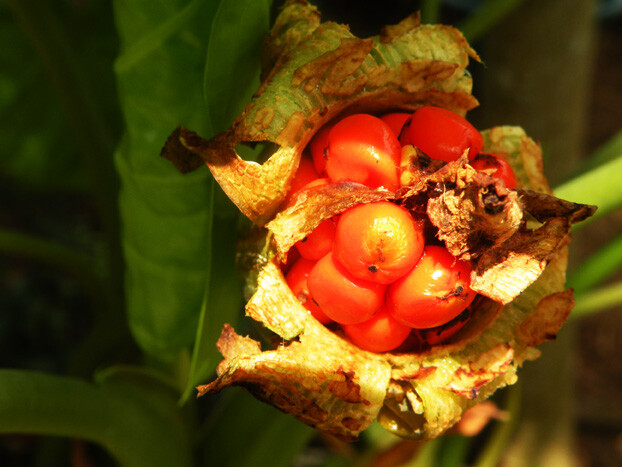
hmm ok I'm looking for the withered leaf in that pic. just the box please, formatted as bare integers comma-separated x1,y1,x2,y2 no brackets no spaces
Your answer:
162,0,478,226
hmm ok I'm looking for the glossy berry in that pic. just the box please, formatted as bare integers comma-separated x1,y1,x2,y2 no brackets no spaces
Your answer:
307,252,386,325
325,114,401,191
399,106,483,162
300,177,329,191
286,258,332,324
334,201,425,284
470,153,517,189
295,218,336,260
380,112,412,138
342,304,412,352
309,122,334,175
416,307,472,345
388,245,476,328
285,157,320,204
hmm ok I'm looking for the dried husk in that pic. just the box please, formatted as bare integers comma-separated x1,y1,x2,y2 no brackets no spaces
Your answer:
162,0,595,441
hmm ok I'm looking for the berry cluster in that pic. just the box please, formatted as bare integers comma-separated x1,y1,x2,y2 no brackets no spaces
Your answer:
284,107,516,352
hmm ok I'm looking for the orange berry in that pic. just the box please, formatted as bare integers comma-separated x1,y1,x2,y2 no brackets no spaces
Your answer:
307,252,386,325
295,218,336,260
309,122,334,175
470,153,517,188
379,112,411,138
400,106,483,162
342,304,412,352
388,245,476,328
286,258,332,324
285,157,320,204
416,307,472,345
325,114,401,191
334,201,425,284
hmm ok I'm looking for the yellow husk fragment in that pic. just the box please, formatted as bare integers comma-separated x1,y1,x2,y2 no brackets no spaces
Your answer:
162,0,595,440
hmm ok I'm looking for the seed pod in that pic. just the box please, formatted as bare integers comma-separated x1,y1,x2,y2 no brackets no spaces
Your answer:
161,0,595,441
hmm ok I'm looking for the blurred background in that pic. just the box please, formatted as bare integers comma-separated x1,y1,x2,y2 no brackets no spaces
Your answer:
1,0,620,465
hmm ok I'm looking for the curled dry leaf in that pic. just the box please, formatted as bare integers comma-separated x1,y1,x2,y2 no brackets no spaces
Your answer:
161,0,596,441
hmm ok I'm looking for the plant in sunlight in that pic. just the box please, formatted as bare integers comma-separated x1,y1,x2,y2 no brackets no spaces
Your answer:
163,0,595,441
1,0,621,466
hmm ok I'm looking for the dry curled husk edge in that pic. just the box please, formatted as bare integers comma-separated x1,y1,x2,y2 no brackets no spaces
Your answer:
161,0,596,441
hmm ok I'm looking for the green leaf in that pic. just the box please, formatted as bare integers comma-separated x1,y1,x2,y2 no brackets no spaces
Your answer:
554,153,622,228
205,0,272,134
113,0,220,360
571,281,622,319
0,369,192,467
458,0,526,43
198,389,314,467
179,0,273,399
567,234,622,296
473,385,520,467
567,130,622,181
181,195,243,402
420,0,441,24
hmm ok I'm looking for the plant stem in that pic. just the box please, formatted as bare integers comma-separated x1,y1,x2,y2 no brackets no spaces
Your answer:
554,155,622,228
567,235,622,295
572,281,622,319
473,385,520,467
0,228,95,278
458,0,527,43
420,0,441,24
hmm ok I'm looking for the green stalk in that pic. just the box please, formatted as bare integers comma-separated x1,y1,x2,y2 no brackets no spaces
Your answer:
572,281,622,319
0,370,191,467
554,155,622,228
567,235,622,295
420,0,441,24
473,385,520,467
458,0,527,43
0,228,95,279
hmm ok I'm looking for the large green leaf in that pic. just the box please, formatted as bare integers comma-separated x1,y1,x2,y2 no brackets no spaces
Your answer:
205,0,272,134
554,153,622,227
199,389,314,467
0,369,191,467
113,0,219,360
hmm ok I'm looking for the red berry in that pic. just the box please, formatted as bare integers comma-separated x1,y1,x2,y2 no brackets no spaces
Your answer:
307,252,386,325
399,106,483,162
309,122,334,175
334,201,425,284
379,112,411,138
417,307,472,345
388,245,476,328
295,218,336,260
470,153,517,189
285,157,320,204
325,114,401,191
342,304,412,352
286,258,332,324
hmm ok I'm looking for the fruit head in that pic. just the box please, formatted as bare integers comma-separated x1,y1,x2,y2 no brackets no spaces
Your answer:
162,0,596,442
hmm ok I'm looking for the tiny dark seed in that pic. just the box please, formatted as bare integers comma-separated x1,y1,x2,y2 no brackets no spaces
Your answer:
300,237,308,243
296,292,308,305
368,265,378,273
455,285,464,295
